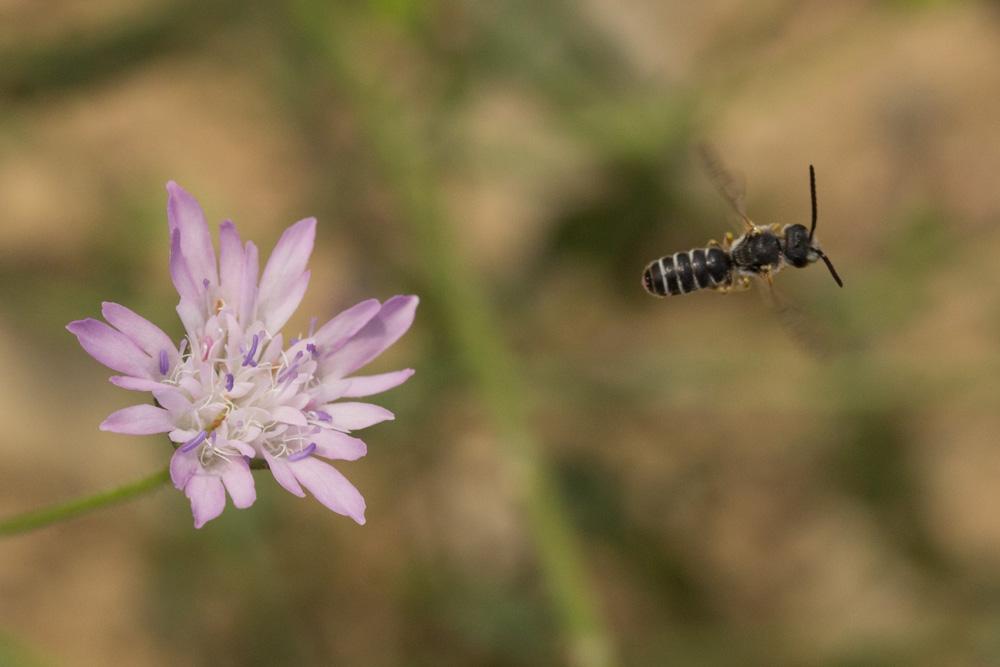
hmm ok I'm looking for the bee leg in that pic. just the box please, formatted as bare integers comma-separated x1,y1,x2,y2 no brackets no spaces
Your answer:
758,267,775,287
733,275,752,291
723,232,734,251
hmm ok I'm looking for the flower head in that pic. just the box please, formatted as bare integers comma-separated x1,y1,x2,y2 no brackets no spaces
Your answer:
68,182,417,528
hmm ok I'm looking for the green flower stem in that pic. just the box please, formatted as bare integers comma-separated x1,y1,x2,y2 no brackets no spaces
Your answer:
0,467,170,538
288,4,616,664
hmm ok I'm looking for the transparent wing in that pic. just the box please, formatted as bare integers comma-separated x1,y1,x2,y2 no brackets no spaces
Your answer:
698,143,753,232
757,277,838,360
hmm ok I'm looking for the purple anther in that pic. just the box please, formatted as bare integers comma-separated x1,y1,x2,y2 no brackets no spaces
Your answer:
159,349,169,375
314,410,332,423
242,333,260,367
180,430,208,453
288,442,317,462
306,343,319,358
225,373,235,391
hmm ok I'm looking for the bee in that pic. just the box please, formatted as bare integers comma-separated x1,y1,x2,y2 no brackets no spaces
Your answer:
642,151,843,297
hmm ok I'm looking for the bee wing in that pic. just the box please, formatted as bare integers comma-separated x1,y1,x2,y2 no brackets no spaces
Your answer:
757,277,838,360
698,143,754,232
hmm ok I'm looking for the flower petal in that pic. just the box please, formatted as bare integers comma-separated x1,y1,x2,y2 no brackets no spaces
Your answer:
226,439,256,458
175,300,203,343
184,475,226,529
313,299,380,349
262,269,310,333
218,220,244,306
258,217,315,305
167,181,217,289
169,228,199,303
289,457,366,524
320,402,394,431
265,451,304,497
169,448,198,489
109,376,170,392
152,387,192,413
341,369,415,397
272,406,308,426
322,295,418,377
312,430,367,461
312,378,353,404
99,404,174,434
239,241,259,325
101,302,177,367
221,458,256,509
67,318,152,378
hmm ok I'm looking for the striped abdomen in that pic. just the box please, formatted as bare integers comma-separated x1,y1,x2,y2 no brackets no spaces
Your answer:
642,247,733,297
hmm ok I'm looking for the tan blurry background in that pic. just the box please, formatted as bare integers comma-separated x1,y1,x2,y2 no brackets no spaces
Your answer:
2,1,1000,665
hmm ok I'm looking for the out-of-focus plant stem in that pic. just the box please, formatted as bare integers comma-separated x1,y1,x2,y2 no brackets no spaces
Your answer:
0,468,170,538
287,4,615,665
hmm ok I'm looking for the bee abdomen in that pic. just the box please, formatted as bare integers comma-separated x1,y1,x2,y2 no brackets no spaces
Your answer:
643,248,732,297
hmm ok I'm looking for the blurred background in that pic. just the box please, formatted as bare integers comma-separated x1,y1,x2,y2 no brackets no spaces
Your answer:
2,0,1000,665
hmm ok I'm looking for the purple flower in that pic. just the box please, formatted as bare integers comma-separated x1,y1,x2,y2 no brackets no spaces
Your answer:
67,182,417,528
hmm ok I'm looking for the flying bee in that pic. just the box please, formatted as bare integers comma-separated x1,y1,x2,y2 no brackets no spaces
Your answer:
642,150,843,297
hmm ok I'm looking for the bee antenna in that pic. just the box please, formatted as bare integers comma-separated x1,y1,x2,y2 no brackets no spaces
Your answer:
815,249,843,288
808,164,818,241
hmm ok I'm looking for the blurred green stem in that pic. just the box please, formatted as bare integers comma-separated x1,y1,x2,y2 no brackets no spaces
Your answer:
0,468,170,538
287,4,615,665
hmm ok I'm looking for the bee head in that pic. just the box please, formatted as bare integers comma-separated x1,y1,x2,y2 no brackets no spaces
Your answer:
782,223,812,268
782,165,843,287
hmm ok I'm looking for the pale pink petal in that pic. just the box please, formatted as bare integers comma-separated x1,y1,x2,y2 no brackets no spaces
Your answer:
313,299,380,349
258,217,316,309
320,402,394,431
169,448,198,489
238,241,259,324
99,404,174,434
263,269,310,333
271,406,308,426
227,439,256,457
265,451,304,497
152,387,192,413
323,295,418,378
341,369,415,397
185,475,226,529
289,457,366,524
312,430,367,461
101,302,177,365
169,229,199,302
260,332,284,364
175,300,203,343
221,459,256,509
166,181,217,289
67,318,152,378
109,376,170,392
169,428,200,444
218,220,244,304
312,378,353,404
